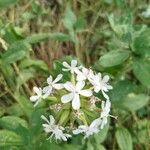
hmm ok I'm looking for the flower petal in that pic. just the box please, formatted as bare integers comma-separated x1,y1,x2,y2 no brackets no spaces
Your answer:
94,86,100,93
76,81,85,91
106,99,111,109
72,94,80,110
53,74,63,83
41,115,50,124
30,95,39,102
43,86,52,98
100,118,107,129
33,87,40,94
64,82,74,91
103,75,110,82
53,83,64,90
102,90,109,100
77,72,86,81
97,73,102,81
61,92,74,103
71,60,77,67
47,76,53,84
49,115,55,125
90,118,102,128
79,89,92,97
62,68,70,72
63,62,70,68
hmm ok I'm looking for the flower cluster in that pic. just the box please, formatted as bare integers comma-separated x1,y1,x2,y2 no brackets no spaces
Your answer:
30,59,115,141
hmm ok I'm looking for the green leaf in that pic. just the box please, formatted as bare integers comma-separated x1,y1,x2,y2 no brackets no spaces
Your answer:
63,5,77,31
133,119,150,145
6,103,24,116
99,50,130,67
133,29,150,56
30,109,44,136
94,144,106,150
0,0,17,9
133,59,150,87
116,127,133,150
1,41,31,64
110,80,136,102
25,32,70,44
94,120,109,143
0,116,28,130
120,93,149,111
87,140,94,150
16,68,36,89
0,130,23,146
0,107,5,117
19,58,48,72
14,94,33,118
75,16,86,30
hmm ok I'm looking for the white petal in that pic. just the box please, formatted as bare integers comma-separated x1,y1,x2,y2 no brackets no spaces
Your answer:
107,85,113,90
49,115,55,125
102,90,109,100
106,99,111,109
41,115,50,124
76,81,85,91
94,86,100,93
61,135,67,141
82,67,88,74
62,68,70,72
97,73,102,81
100,118,107,129
101,101,105,109
64,82,74,92
65,134,72,138
53,74,63,83
61,92,74,103
77,72,86,81
71,60,77,67
63,62,70,68
90,118,102,128
53,83,64,89
30,95,39,102
103,75,110,82
72,94,80,110
43,86,52,98
79,89,92,97
33,87,41,94
73,129,83,135
47,76,53,84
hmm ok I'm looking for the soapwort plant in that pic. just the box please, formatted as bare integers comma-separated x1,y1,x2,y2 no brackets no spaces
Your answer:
30,60,116,141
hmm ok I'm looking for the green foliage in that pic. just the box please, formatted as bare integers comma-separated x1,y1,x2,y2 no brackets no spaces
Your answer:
0,130,23,147
99,50,130,67
116,127,133,150
0,0,149,149
133,59,150,88
0,0,17,9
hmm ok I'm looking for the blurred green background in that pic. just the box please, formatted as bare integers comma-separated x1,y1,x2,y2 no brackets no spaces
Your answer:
0,0,150,149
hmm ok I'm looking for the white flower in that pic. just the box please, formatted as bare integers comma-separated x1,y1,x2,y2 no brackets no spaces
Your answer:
90,73,112,100
141,7,150,18
30,87,43,106
76,67,94,81
100,99,111,129
73,118,101,138
41,115,71,141
62,60,82,74
43,74,63,98
61,81,93,110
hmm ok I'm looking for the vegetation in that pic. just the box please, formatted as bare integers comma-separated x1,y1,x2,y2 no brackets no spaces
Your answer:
0,0,150,149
